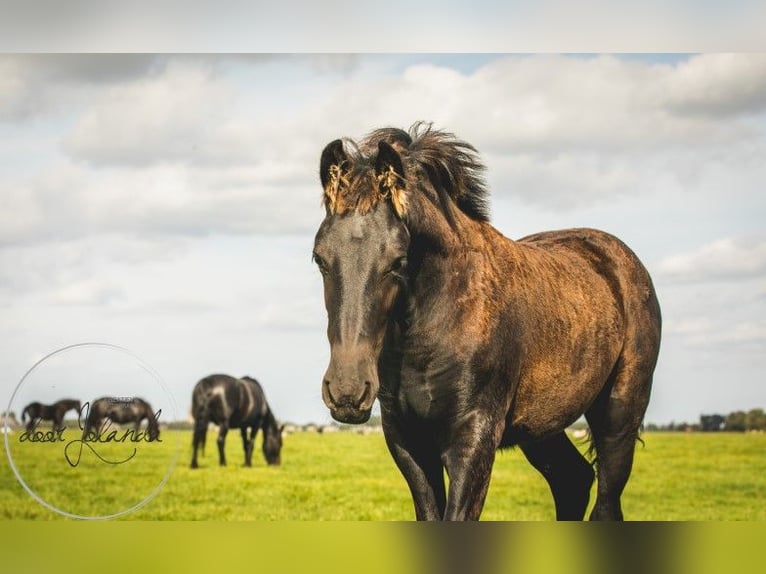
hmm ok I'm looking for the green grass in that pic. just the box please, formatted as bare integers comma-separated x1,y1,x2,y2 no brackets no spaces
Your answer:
1,430,764,520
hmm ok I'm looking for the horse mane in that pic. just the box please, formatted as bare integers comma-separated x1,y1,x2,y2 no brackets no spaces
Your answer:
326,122,490,222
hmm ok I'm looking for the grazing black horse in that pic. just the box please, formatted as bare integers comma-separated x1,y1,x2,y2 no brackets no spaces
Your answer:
83,397,161,441
190,374,283,468
21,399,81,432
312,123,662,521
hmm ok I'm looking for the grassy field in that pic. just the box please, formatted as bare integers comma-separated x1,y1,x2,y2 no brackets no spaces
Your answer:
1,429,764,520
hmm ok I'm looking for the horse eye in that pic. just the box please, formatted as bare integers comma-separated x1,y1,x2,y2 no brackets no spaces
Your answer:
388,256,408,275
312,253,329,275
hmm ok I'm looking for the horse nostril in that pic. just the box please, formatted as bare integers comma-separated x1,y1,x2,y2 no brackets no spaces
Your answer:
324,380,337,405
357,381,372,407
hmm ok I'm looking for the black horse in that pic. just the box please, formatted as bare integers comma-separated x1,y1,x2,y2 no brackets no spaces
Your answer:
190,374,283,468
312,123,662,520
21,399,81,432
83,397,161,441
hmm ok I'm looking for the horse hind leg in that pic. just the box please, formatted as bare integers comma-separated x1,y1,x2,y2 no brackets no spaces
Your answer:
586,364,655,521
520,431,595,520
190,416,208,469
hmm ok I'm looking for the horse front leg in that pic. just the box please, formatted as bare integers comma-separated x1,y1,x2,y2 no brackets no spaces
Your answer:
441,414,500,521
382,420,446,520
217,423,229,466
241,426,255,467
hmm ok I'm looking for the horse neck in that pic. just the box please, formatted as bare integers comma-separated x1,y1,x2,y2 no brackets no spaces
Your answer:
261,408,277,434
403,200,517,334
146,408,160,431
407,198,501,286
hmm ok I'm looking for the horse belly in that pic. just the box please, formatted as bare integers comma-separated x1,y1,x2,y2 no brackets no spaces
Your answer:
503,268,625,439
505,346,620,442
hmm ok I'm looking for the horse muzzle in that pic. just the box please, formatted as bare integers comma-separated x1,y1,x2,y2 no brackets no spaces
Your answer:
322,368,378,424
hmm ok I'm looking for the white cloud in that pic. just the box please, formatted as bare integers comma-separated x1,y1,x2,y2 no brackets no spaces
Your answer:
312,54,766,209
2,54,766,424
61,59,252,167
4,53,763,248
666,53,766,117
664,316,766,351
0,159,321,249
50,279,125,306
0,54,162,121
658,237,766,283
0,234,187,303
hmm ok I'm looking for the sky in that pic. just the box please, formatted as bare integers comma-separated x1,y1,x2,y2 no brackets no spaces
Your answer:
1,53,765,426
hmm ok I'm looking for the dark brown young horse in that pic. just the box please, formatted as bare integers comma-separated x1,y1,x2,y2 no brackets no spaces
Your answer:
190,374,283,468
312,123,662,521
83,397,161,441
21,399,81,432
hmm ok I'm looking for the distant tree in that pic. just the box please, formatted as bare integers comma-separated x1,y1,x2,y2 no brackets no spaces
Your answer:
745,408,766,431
726,411,747,432
700,414,726,432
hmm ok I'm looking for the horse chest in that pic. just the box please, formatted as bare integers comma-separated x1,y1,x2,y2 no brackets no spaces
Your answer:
397,381,439,419
395,355,466,420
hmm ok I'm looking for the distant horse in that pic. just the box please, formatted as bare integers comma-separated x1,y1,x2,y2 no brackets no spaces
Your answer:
83,397,160,441
190,374,283,468
21,399,81,432
312,122,662,520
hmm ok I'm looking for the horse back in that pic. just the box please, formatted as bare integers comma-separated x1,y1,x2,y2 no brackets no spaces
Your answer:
88,396,152,424
192,374,265,428
516,227,661,333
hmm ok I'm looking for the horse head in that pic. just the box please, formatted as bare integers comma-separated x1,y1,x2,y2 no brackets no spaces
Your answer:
262,418,284,465
314,138,410,424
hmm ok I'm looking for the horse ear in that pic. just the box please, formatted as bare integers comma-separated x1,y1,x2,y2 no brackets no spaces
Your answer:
320,139,347,188
320,139,349,213
375,141,407,217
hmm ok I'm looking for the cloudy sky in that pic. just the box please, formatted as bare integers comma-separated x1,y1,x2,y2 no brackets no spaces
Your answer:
1,53,765,426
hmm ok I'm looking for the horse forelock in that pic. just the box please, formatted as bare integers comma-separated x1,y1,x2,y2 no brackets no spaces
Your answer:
322,122,490,222
323,147,390,217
